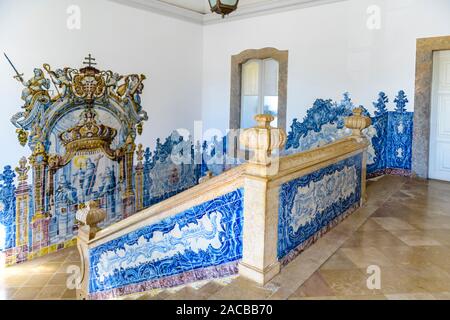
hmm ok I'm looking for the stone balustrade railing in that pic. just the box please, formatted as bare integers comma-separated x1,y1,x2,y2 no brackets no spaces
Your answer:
76,109,371,299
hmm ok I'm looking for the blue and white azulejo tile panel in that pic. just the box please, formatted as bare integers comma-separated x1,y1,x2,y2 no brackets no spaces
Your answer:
89,188,244,294
277,154,362,259
284,91,414,177
386,112,413,170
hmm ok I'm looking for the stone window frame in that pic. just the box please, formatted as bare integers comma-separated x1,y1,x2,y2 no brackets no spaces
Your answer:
412,36,450,179
230,47,288,131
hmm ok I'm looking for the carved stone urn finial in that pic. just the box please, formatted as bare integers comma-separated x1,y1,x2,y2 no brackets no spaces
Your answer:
76,200,107,240
240,114,287,165
345,107,372,136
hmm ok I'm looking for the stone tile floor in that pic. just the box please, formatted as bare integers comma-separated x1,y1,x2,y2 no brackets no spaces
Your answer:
1,176,450,300
0,246,80,300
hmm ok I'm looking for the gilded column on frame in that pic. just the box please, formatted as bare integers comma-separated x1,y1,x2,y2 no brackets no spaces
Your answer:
14,157,30,262
134,144,144,211
122,134,136,217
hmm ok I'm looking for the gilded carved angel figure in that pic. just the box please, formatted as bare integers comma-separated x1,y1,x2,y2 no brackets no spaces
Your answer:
14,68,50,109
105,72,123,93
43,64,72,100
117,74,146,104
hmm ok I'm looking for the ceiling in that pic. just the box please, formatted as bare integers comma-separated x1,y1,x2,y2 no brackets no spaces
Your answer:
110,0,347,24
159,0,274,14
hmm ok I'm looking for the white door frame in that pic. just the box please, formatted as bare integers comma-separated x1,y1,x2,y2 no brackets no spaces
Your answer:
429,50,450,182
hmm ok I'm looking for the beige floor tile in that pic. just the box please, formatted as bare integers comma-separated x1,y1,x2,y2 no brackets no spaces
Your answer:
426,230,450,246
376,246,434,268
12,287,42,300
340,247,394,268
414,246,450,273
61,288,77,300
47,273,70,286
342,230,407,248
319,268,382,297
320,251,358,270
372,267,430,294
385,293,436,300
164,287,200,300
400,263,450,292
389,230,442,246
23,274,53,287
2,274,32,287
432,292,450,300
289,272,334,298
35,285,67,300
371,217,416,231
208,277,273,300
57,262,80,273
0,287,19,300
357,220,386,231
31,262,64,274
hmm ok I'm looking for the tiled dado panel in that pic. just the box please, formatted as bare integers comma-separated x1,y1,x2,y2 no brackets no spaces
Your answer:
386,112,414,170
277,154,362,263
88,189,244,298
285,91,414,178
368,112,414,175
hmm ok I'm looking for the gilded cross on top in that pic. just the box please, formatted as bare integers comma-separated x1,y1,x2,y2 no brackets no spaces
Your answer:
83,54,97,67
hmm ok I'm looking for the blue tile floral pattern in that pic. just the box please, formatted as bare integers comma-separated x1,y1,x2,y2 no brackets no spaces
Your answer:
385,113,414,170
278,154,362,259
284,93,354,153
89,189,244,294
0,166,16,250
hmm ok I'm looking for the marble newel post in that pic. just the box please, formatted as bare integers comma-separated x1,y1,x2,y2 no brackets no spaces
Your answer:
238,114,287,285
75,201,106,300
345,107,372,204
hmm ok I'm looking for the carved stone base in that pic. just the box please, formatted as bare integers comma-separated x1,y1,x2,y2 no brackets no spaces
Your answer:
238,261,280,285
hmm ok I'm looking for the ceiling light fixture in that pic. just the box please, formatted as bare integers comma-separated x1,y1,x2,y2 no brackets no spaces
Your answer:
208,0,239,18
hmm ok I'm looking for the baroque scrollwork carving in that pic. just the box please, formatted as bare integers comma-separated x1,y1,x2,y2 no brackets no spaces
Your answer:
10,55,148,148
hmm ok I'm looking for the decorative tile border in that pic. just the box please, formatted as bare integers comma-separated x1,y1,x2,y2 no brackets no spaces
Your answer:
88,261,239,300
367,168,412,180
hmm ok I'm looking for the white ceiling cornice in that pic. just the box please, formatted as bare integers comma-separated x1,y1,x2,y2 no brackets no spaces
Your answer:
109,0,205,24
109,0,348,25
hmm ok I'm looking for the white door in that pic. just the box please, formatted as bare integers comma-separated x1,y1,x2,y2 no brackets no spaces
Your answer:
429,50,450,181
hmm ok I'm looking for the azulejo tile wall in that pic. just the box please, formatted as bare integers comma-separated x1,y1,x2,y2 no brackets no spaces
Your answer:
88,189,244,299
277,154,362,263
285,90,414,178
368,91,414,177
0,166,17,250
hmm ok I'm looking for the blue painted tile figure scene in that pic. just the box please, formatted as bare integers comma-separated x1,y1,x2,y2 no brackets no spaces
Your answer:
89,189,244,295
